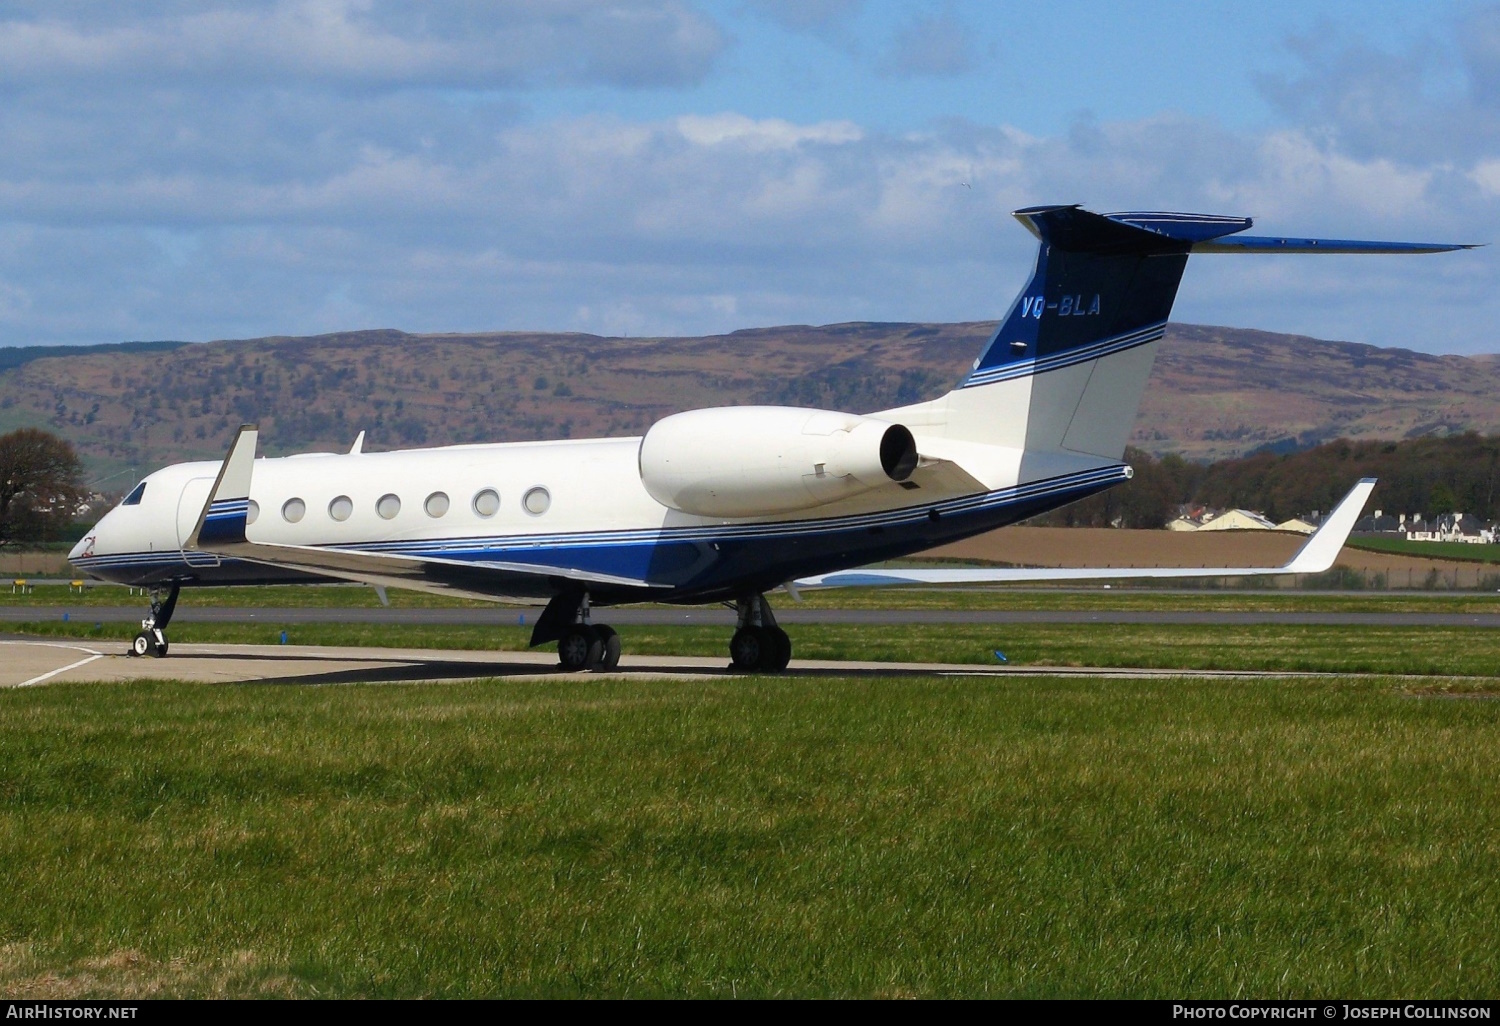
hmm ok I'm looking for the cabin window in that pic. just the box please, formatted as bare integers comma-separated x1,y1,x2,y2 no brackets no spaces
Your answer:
282,498,306,523
377,493,401,520
246,500,259,525
472,488,500,517
328,496,353,522
121,482,146,506
424,492,450,518
523,486,551,516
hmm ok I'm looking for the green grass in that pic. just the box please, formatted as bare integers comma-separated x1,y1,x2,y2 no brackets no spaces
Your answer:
18,619,1500,676
1347,536,1500,564
11,580,1500,613
0,675,1496,997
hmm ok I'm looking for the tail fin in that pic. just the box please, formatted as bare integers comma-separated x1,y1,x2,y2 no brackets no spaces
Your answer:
942,206,1248,462
917,206,1473,469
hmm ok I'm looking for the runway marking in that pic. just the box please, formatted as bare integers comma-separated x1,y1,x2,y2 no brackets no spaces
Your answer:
0,641,107,687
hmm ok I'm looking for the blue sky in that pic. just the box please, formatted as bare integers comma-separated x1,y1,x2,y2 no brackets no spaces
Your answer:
0,0,1496,352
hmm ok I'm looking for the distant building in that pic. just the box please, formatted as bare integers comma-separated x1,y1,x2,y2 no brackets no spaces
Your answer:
1406,512,1496,544
1196,508,1278,532
1275,516,1319,535
1355,509,1402,534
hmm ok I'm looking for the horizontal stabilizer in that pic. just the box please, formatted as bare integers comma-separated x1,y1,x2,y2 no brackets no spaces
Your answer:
1012,205,1250,253
1193,236,1477,254
795,479,1376,589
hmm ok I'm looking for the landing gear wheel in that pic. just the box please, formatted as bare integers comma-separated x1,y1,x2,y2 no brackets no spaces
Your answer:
730,626,769,671
153,639,169,658
591,625,621,671
729,625,792,673
131,632,151,658
558,625,603,671
765,626,791,672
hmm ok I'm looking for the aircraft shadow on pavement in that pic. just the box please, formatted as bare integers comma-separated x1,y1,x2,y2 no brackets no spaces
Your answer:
241,658,960,687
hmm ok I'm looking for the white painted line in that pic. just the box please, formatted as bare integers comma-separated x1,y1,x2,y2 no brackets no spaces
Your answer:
0,641,107,688
17,653,104,687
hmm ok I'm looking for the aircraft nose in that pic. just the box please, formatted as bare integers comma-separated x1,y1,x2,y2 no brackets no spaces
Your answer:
69,510,110,564
68,532,94,563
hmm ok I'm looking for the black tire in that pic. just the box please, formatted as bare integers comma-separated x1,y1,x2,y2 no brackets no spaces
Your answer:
130,632,151,658
558,625,602,671
729,626,768,671
765,627,791,672
152,639,169,658
592,625,621,671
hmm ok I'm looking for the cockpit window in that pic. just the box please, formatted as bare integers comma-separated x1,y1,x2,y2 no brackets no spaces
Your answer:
121,482,146,506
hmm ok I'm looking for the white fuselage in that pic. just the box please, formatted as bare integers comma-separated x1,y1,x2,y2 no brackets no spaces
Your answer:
71,424,1125,604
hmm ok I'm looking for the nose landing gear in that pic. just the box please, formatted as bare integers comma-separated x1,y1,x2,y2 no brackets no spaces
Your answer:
130,583,179,658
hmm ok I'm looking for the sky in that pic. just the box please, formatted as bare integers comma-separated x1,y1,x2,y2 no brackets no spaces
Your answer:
1,0,1498,353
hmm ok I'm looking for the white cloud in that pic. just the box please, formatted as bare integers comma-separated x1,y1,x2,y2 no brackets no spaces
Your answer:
0,6,1493,354
0,1,728,88
676,113,863,150
1472,157,1500,196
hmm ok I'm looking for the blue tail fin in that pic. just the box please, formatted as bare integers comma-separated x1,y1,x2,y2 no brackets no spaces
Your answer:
884,204,1473,471
964,206,1248,388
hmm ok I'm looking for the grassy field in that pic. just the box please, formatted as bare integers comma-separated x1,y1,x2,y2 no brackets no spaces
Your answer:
1347,536,1500,564
16,618,1500,676
0,674,1496,997
8,580,1500,613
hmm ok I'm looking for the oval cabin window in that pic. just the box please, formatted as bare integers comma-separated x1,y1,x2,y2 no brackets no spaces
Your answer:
328,496,353,522
473,488,500,517
425,492,450,518
523,487,551,516
376,493,401,520
246,500,260,525
282,498,306,523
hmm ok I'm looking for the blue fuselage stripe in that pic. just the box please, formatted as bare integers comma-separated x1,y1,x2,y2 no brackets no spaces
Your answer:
962,320,1164,388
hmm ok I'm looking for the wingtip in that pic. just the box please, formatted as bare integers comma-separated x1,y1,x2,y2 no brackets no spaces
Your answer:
1281,476,1377,574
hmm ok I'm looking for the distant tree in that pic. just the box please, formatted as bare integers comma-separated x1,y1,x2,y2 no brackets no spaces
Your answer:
1026,447,1201,528
1193,433,1500,523
0,428,84,545
1429,481,1459,516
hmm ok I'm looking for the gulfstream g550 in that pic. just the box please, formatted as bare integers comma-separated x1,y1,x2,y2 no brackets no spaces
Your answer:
68,206,1470,670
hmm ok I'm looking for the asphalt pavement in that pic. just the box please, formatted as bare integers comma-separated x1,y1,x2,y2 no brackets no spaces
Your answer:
0,639,1484,689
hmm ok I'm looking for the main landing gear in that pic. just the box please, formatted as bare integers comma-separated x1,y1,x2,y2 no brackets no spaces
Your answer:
129,583,179,658
529,590,793,674
558,621,621,672
532,592,621,672
729,594,791,673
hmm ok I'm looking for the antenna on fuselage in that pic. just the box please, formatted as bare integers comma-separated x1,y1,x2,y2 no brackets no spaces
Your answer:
349,431,365,455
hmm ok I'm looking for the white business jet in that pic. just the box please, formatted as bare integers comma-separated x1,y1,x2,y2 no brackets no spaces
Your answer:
69,206,1469,670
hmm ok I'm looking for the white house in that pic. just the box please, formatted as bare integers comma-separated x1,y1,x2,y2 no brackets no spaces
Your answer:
1196,508,1279,532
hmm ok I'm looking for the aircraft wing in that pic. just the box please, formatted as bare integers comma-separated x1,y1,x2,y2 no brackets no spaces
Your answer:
794,479,1376,589
184,425,669,599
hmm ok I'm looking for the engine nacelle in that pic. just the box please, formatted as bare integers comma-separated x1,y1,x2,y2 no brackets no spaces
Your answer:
639,406,919,518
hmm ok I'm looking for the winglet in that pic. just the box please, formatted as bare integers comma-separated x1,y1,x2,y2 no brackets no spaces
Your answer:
1281,478,1377,574
185,424,258,550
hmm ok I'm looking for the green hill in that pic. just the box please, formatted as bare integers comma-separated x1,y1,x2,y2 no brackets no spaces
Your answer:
1,321,1498,488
